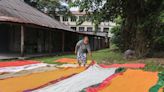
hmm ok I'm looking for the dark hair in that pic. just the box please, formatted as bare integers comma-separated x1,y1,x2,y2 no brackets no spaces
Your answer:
83,35,88,38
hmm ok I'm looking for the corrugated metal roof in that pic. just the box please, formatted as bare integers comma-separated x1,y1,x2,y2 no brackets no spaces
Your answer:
0,0,75,32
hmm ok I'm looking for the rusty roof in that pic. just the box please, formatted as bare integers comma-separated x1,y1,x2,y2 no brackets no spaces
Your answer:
0,0,75,32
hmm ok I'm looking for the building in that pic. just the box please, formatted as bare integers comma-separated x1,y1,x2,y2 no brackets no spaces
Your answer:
57,11,115,38
0,0,109,59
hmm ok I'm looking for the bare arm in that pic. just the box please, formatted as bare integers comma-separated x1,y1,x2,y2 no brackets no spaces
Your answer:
75,40,81,54
75,45,79,54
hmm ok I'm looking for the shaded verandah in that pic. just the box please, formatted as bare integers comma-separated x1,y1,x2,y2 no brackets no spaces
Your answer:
0,23,80,57
0,23,108,59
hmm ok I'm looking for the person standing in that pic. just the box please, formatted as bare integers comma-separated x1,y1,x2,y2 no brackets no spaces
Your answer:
75,36,92,67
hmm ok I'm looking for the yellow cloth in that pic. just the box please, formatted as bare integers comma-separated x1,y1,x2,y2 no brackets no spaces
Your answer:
100,69,163,92
55,58,91,64
0,67,85,92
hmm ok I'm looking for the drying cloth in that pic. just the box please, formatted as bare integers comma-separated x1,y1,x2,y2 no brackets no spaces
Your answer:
0,67,85,92
32,64,117,92
0,63,48,73
55,58,91,64
86,63,145,92
149,71,164,92
86,73,122,92
0,65,57,79
0,60,40,67
99,63,145,68
97,69,163,92
58,64,79,68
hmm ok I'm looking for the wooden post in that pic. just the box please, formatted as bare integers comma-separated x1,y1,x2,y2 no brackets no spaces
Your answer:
20,25,24,57
98,37,101,49
62,31,65,52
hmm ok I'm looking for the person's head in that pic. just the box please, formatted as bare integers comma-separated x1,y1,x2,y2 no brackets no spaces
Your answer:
83,36,89,44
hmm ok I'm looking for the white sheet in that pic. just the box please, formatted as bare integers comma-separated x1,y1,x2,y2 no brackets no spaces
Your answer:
32,64,117,92
0,63,48,73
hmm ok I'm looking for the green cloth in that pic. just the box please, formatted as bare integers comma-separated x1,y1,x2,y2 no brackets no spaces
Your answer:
149,71,164,92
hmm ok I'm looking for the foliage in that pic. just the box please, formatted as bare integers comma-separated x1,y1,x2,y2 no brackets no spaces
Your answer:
69,0,164,57
153,11,164,51
110,17,124,51
25,0,71,18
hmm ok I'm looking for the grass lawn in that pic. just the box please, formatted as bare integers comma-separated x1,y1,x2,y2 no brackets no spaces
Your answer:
32,48,164,72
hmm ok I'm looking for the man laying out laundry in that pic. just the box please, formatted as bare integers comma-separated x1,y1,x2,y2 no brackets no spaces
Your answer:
75,36,92,67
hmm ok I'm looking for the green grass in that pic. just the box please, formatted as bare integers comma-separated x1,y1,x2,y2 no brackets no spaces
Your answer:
92,49,126,64
31,48,164,72
143,61,164,72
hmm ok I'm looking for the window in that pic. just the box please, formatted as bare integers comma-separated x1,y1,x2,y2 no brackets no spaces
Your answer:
55,16,60,21
79,27,85,32
71,27,76,31
103,28,109,32
63,16,68,21
98,27,101,32
71,16,77,22
87,27,92,32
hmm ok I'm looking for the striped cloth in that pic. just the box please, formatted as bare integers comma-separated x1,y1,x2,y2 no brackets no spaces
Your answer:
32,64,117,92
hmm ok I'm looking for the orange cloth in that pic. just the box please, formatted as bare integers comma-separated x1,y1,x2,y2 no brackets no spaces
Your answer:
0,67,85,92
55,58,91,64
100,69,163,92
55,58,77,64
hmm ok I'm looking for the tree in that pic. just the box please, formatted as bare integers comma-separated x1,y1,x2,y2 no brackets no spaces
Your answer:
70,0,164,57
25,0,71,19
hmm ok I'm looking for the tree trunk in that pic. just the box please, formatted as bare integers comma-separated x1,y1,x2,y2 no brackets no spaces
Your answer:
121,16,152,58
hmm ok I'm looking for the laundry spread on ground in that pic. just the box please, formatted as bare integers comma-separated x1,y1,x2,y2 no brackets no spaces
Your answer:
0,63,48,73
0,60,40,67
90,69,163,92
99,63,145,68
54,58,92,64
0,65,57,79
0,67,85,92
149,71,164,92
0,58,161,92
32,64,117,92
86,73,122,92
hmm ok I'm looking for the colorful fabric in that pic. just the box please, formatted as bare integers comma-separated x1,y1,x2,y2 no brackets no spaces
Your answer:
99,63,145,68
90,69,163,92
86,63,145,92
0,60,40,67
86,73,122,92
54,58,91,64
149,71,164,92
0,63,47,73
0,67,85,92
0,65,57,80
32,64,117,92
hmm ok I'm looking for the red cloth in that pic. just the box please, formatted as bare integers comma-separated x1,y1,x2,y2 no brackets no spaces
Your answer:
0,60,40,67
99,63,145,68
86,73,122,92
86,63,145,92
